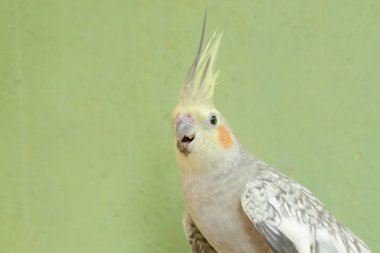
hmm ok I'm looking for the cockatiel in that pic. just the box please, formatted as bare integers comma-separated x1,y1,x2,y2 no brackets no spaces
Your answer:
171,15,372,253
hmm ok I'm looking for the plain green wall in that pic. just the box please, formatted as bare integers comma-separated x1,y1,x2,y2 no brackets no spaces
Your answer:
1,1,379,252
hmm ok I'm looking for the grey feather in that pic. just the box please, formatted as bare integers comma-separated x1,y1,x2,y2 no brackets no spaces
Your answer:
241,164,371,253
257,222,298,253
184,10,207,86
183,211,217,253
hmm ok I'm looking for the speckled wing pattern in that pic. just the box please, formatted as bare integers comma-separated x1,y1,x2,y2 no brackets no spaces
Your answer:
241,163,371,253
183,212,217,253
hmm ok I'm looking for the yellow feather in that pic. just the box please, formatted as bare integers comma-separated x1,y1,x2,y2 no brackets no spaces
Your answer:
178,30,223,106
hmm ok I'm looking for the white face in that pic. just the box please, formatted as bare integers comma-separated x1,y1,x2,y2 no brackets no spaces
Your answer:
172,105,232,157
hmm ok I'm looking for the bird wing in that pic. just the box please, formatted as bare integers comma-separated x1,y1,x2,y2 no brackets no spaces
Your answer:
183,211,217,253
240,163,371,253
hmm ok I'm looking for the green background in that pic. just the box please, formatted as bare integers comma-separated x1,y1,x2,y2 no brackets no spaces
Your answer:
1,1,379,252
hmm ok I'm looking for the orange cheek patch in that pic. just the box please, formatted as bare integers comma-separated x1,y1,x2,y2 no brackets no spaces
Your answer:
217,125,234,149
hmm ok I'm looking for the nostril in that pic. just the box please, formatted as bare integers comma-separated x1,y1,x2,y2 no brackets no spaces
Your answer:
183,113,195,124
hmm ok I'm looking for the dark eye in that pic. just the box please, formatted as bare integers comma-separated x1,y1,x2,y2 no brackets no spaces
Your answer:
210,115,217,125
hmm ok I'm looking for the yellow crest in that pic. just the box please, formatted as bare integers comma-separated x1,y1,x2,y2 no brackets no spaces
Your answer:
178,13,223,106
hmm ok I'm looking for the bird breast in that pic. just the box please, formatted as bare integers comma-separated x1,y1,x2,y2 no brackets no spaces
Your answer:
180,163,273,253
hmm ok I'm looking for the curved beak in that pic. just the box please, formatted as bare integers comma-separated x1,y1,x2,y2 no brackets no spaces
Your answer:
175,120,196,155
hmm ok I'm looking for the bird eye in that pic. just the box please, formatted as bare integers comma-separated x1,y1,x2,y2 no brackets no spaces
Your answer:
210,115,217,125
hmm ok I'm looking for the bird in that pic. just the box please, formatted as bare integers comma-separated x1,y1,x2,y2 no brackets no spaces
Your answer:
171,13,372,253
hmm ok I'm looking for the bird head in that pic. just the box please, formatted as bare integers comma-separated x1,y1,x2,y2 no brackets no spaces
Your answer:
172,15,237,168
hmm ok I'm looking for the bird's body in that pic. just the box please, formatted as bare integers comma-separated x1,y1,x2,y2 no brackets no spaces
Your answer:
180,145,271,253
171,14,372,253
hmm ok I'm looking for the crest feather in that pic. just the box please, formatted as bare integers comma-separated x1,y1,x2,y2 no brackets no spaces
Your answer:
178,14,223,106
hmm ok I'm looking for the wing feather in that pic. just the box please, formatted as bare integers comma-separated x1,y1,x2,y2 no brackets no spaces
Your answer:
241,165,371,253
183,211,217,253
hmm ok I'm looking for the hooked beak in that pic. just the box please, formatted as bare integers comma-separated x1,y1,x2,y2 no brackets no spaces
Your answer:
176,120,196,155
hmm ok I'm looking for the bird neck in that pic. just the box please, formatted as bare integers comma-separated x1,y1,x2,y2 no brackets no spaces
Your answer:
176,142,254,177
